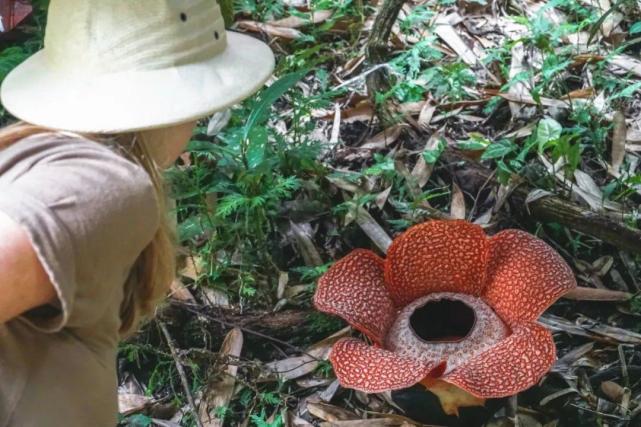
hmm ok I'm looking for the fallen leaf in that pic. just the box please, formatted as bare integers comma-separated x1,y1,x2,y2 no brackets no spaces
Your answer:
540,314,641,345
361,124,404,150
601,380,625,403
434,22,478,65
417,101,436,130
563,286,631,301
450,183,466,219
609,110,626,176
265,327,351,380
269,10,333,28
419,378,485,416
202,287,231,309
340,101,375,123
507,42,535,119
200,328,243,427
355,207,392,253
307,402,358,422
375,186,393,210
290,221,324,266
411,132,442,188
169,279,196,302
118,393,152,416
574,169,603,201
206,109,232,136
180,255,203,281
319,379,340,402
276,271,289,300
330,103,341,146
236,21,303,39
609,54,641,78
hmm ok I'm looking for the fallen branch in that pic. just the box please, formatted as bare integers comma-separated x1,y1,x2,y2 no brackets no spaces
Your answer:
540,314,641,345
443,150,641,255
158,320,204,427
173,302,316,357
365,0,406,126
563,286,632,302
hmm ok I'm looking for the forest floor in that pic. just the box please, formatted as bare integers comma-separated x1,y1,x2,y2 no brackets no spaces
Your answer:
3,0,641,426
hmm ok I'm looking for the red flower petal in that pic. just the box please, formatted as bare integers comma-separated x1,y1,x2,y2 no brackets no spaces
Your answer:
314,250,395,345
483,230,576,325
330,338,446,393
443,322,556,398
385,220,489,306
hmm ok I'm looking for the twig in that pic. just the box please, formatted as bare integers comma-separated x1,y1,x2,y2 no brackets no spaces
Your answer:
158,320,205,427
175,302,322,362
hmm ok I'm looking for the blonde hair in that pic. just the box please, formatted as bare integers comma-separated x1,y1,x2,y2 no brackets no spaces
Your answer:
0,120,176,337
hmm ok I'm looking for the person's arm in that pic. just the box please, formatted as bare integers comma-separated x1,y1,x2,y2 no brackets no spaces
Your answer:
0,211,56,324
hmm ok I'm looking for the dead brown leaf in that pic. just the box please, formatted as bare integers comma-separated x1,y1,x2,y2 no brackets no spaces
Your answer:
290,221,324,266
236,21,303,39
269,10,333,28
361,124,405,149
265,327,351,380
563,286,631,301
450,183,466,219
355,207,392,253
118,393,152,416
169,279,196,302
601,381,625,403
200,328,244,427
307,402,358,422
609,111,626,176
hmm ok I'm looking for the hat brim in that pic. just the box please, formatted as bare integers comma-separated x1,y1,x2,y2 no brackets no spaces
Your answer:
0,31,275,133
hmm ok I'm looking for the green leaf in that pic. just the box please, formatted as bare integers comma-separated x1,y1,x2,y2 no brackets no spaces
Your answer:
631,21,641,35
187,139,217,152
536,117,562,152
610,81,641,101
422,139,446,164
217,194,247,218
243,70,307,141
364,155,395,175
178,214,211,242
246,126,268,169
456,133,491,151
496,160,513,184
481,140,516,160
123,414,153,427
0,46,30,83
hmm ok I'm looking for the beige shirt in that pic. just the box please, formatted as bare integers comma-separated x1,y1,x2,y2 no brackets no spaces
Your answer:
0,133,160,426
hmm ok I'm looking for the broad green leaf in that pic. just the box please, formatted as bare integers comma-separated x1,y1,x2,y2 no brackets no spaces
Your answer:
481,140,516,160
456,133,490,151
178,214,209,242
187,139,217,152
536,117,562,152
246,126,268,169
123,414,153,427
422,139,446,164
610,81,641,101
0,46,30,83
243,70,307,141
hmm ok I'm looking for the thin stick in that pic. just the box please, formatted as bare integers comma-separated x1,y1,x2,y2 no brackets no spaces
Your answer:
158,320,204,427
176,302,322,361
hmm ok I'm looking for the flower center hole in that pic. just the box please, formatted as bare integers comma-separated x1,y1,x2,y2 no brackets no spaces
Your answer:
410,299,475,343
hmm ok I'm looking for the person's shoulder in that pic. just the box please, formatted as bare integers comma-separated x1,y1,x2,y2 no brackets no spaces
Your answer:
6,131,158,210
17,131,150,180
13,131,129,162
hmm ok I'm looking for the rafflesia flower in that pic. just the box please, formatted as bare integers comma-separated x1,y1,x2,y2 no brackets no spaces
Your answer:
314,220,576,400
